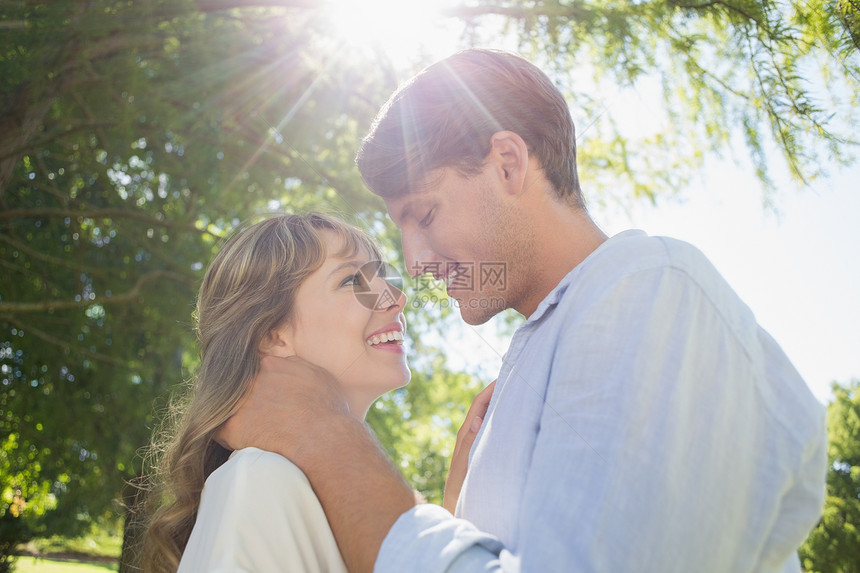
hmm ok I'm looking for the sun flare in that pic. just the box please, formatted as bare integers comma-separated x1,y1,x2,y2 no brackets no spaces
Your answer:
321,0,459,62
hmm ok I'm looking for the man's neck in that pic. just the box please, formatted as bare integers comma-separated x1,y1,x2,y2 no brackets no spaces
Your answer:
516,200,607,318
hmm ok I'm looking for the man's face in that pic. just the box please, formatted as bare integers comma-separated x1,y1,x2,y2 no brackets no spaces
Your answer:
384,166,516,325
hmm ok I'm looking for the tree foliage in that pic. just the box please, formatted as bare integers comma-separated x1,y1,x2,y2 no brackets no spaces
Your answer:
799,379,860,573
0,0,397,550
0,0,856,567
447,0,858,201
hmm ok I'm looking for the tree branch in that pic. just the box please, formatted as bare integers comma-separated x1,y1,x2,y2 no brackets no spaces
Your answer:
0,314,132,368
440,3,588,21
194,0,318,13
0,234,113,277
0,119,117,162
666,0,769,32
0,90,56,197
0,207,218,237
0,269,196,313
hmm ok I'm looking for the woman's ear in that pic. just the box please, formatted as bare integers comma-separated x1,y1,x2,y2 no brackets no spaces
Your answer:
258,324,296,358
489,131,529,194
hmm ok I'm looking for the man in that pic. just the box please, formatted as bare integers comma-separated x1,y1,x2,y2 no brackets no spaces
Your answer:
221,49,826,572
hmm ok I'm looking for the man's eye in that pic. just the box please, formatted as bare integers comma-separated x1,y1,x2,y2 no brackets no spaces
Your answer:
419,208,435,228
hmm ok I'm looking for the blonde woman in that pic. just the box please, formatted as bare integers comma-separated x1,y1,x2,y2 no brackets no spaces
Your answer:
142,212,410,572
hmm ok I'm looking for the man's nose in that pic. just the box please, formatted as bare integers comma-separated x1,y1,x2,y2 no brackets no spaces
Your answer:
402,232,434,278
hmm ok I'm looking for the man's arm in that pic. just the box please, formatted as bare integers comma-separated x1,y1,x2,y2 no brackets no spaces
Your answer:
219,356,415,573
301,415,416,572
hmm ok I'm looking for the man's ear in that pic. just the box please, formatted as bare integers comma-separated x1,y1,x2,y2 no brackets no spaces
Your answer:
488,131,529,194
258,324,296,358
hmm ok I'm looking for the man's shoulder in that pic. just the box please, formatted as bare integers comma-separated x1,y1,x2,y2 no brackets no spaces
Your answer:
602,230,708,263
575,230,713,285
552,230,744,328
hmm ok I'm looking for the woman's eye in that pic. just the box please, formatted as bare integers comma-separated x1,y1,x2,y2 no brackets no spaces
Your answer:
341,272,363,287
419,208,435,228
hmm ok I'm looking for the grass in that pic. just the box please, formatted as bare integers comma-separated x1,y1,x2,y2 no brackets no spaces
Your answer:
26,533,121,560
12,530,121,573
10,556,117,573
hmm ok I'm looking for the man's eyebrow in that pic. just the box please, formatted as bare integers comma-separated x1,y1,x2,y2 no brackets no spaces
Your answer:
395,200,419,225
396,204,411,224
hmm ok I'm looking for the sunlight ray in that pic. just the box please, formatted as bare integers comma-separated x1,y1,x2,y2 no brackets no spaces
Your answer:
228,57,335,194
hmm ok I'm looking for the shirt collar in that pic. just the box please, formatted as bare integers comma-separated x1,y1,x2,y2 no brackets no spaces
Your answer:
524,229,647,324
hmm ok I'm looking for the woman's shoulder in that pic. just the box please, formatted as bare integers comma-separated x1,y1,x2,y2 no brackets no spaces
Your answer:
208,447,310,491
227,446,304,469
183,454,346,572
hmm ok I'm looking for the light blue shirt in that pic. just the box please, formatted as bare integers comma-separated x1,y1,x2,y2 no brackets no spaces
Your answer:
376,230,827,572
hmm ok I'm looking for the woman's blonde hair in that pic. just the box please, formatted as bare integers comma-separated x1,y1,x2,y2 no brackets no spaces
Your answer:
140,212,382,573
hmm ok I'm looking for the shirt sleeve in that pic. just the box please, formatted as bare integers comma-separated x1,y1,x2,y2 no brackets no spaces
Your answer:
179,448,347,573
377,258,825,572
376,504,509,572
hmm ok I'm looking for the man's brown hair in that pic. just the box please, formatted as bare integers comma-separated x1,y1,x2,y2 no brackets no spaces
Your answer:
356,49,582,207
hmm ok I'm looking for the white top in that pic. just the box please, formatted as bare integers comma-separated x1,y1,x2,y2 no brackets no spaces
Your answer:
377,230,827,572
178,447,347,573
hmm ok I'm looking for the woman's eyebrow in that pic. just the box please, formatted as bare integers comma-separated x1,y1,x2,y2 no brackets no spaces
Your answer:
327,259,363,280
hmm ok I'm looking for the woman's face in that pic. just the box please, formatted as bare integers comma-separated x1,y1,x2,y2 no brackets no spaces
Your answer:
270,231,410,418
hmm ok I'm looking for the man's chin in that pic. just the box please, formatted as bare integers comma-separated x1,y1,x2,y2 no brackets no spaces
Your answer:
455,297,503,326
